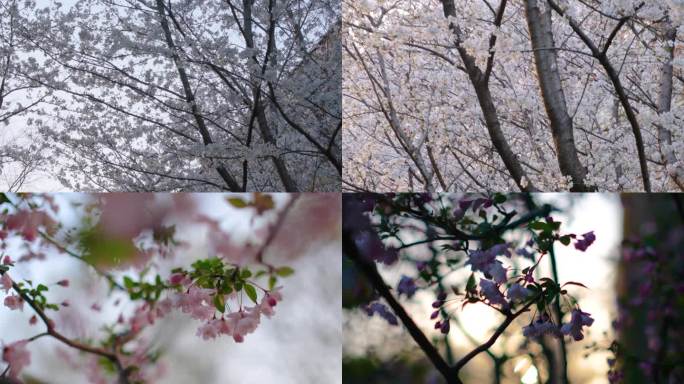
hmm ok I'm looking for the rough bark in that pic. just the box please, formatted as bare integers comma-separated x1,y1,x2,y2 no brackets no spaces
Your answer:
524,0,592,192
440,0,538,192
656,24,684,190
155,0,241,191
243,0,299,191
546,0,651,192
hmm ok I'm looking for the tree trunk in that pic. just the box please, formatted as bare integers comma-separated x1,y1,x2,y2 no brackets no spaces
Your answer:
524,0,592,192
155,0,241,191
440,0,538,192
656,24,684,191
243,0,299,191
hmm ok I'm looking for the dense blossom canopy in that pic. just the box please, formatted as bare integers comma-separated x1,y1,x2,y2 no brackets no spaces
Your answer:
343,0,684,192
1,0,340,192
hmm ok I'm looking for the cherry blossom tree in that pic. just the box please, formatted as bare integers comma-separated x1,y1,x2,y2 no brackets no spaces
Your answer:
343,193,599,383
0,0,51,191
0,192,341,383
3,0,340,192
343,0,684,192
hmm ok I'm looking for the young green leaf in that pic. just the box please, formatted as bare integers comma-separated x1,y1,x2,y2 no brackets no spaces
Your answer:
243,284,257,303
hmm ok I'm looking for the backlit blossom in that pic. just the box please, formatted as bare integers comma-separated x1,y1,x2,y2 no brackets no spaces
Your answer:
560,309,594,341
506,284,531,302
397,275,417,298
467,244,510,284
523,316,561,339
574,231,596,252
479,279,507,306
363,301,398,326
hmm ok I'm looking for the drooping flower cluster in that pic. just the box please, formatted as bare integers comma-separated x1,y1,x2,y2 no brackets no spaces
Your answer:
560,309,595,341
466,243,511,284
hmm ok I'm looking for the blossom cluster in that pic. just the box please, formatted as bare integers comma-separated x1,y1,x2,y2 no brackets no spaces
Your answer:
347,194,597,346
0,193,300,382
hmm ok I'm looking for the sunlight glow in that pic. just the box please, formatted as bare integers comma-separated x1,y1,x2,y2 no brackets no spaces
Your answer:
521,365,539,384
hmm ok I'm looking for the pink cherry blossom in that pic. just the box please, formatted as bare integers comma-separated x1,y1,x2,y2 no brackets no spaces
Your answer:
226,309,261,343
4,210,54,241
259,288,283,318
4,294,24,311
196,321,220,340
1,273,12,293
2,340,31,379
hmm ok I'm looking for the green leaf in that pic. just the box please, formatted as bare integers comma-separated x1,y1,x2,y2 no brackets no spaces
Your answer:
268,276,277,290
213,294,226,313
275,266,294,277
80,228,138,268
240,269,252,279
559,235,571,246
243,284,257,303
123,276,135,289
493,193,506,204
227,197,248,208
466,273,476,292
528,221,548,231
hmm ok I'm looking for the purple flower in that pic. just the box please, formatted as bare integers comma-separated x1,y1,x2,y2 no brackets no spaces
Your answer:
363,302,398,326
397,275,417,298
574,231,596,252
506,284,531,302
523,316,561,339
466,244,511,284
516,247,533,260
479,279,507,306
487,262,508,284
560,309,594,341
452,208,465,221
440,319,450,334
354,230,398,265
